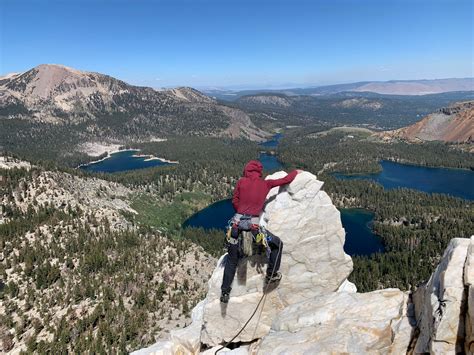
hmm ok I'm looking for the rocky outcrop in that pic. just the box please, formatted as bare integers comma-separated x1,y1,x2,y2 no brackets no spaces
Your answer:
132,171,473,355
258,289,413,354
465,237,474,354
413,237,472,353
200,171,353,345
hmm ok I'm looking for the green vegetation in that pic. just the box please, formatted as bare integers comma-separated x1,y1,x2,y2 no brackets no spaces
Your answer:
131,191,213,231
181,227,226,258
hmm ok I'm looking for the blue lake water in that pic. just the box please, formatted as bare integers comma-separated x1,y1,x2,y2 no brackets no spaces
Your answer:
80,135,282,174
259,153,282,171
334,160,474,200
80,150,175,173
183,199,236,230
259,133,283,149
340,208,384,256
258,133,283,171
183,199,383,256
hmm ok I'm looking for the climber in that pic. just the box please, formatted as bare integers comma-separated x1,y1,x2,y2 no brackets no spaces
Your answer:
220,160,299,303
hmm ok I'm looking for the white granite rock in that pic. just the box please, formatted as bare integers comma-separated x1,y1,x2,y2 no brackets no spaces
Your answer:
337,279,357,293
414,237,470,354
169,300,206,354
130,340,175,355
257,289,413,354
132,300,207,355
465,236,474,354
200,171,353,346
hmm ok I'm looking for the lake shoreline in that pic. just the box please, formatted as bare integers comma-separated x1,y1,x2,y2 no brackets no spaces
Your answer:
334,159,474,200
76,148,139,169
77,149,178,169
131,153,179,164
383,158,474,172
332,158,473,177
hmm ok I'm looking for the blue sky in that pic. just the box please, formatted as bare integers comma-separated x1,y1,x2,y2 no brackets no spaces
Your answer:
1,0,473,89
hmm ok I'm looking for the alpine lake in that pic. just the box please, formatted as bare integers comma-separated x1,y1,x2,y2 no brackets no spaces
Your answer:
79,134,473,256
333,160,474,201
80,149,175,173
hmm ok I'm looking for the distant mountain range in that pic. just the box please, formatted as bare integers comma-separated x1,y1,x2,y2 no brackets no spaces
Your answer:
1,64,472,164
379,101,473,143
204,78,473,100
0,64,267,140
231,90,474,130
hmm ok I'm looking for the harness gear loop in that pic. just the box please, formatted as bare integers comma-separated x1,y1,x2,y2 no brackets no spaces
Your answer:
225,214,273,257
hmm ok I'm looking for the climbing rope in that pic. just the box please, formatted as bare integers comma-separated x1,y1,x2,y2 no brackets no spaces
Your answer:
214,239,282,354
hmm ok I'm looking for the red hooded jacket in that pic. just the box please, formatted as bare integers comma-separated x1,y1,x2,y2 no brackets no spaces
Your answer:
232,160,298,216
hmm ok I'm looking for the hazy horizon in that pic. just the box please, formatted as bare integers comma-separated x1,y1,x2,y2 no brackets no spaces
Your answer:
1,62,473,92
2,0,473,88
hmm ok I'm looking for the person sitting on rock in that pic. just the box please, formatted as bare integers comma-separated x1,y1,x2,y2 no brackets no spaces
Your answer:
220,160,299,303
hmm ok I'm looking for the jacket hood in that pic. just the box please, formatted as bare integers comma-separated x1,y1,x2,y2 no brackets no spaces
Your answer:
243,160,263,178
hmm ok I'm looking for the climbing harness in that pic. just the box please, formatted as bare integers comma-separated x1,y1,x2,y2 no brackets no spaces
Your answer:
214,236,282,354
225,215,271,257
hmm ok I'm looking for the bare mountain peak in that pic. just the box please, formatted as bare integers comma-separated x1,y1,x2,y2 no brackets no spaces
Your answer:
0,64,268,140
34,63,85,74
0,63,133,111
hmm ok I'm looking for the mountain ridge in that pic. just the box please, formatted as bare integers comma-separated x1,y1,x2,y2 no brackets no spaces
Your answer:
379,100,474,144
0,64,268,141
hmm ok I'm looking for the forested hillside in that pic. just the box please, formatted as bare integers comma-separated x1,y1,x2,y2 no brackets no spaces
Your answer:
0,157,218,353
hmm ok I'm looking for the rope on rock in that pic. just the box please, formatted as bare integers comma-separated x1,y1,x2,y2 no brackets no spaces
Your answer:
215,241,282,354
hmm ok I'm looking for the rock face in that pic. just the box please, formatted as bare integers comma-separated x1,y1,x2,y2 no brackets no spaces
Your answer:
414,237,472,353
258,289,413,354
465,237,474,354
200,171,353,345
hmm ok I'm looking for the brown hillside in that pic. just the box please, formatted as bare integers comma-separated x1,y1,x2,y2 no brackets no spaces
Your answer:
380,101,473,143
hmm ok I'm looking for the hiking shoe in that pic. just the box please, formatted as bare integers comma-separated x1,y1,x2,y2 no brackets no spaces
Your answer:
265,271,282,284
220,291,230,303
